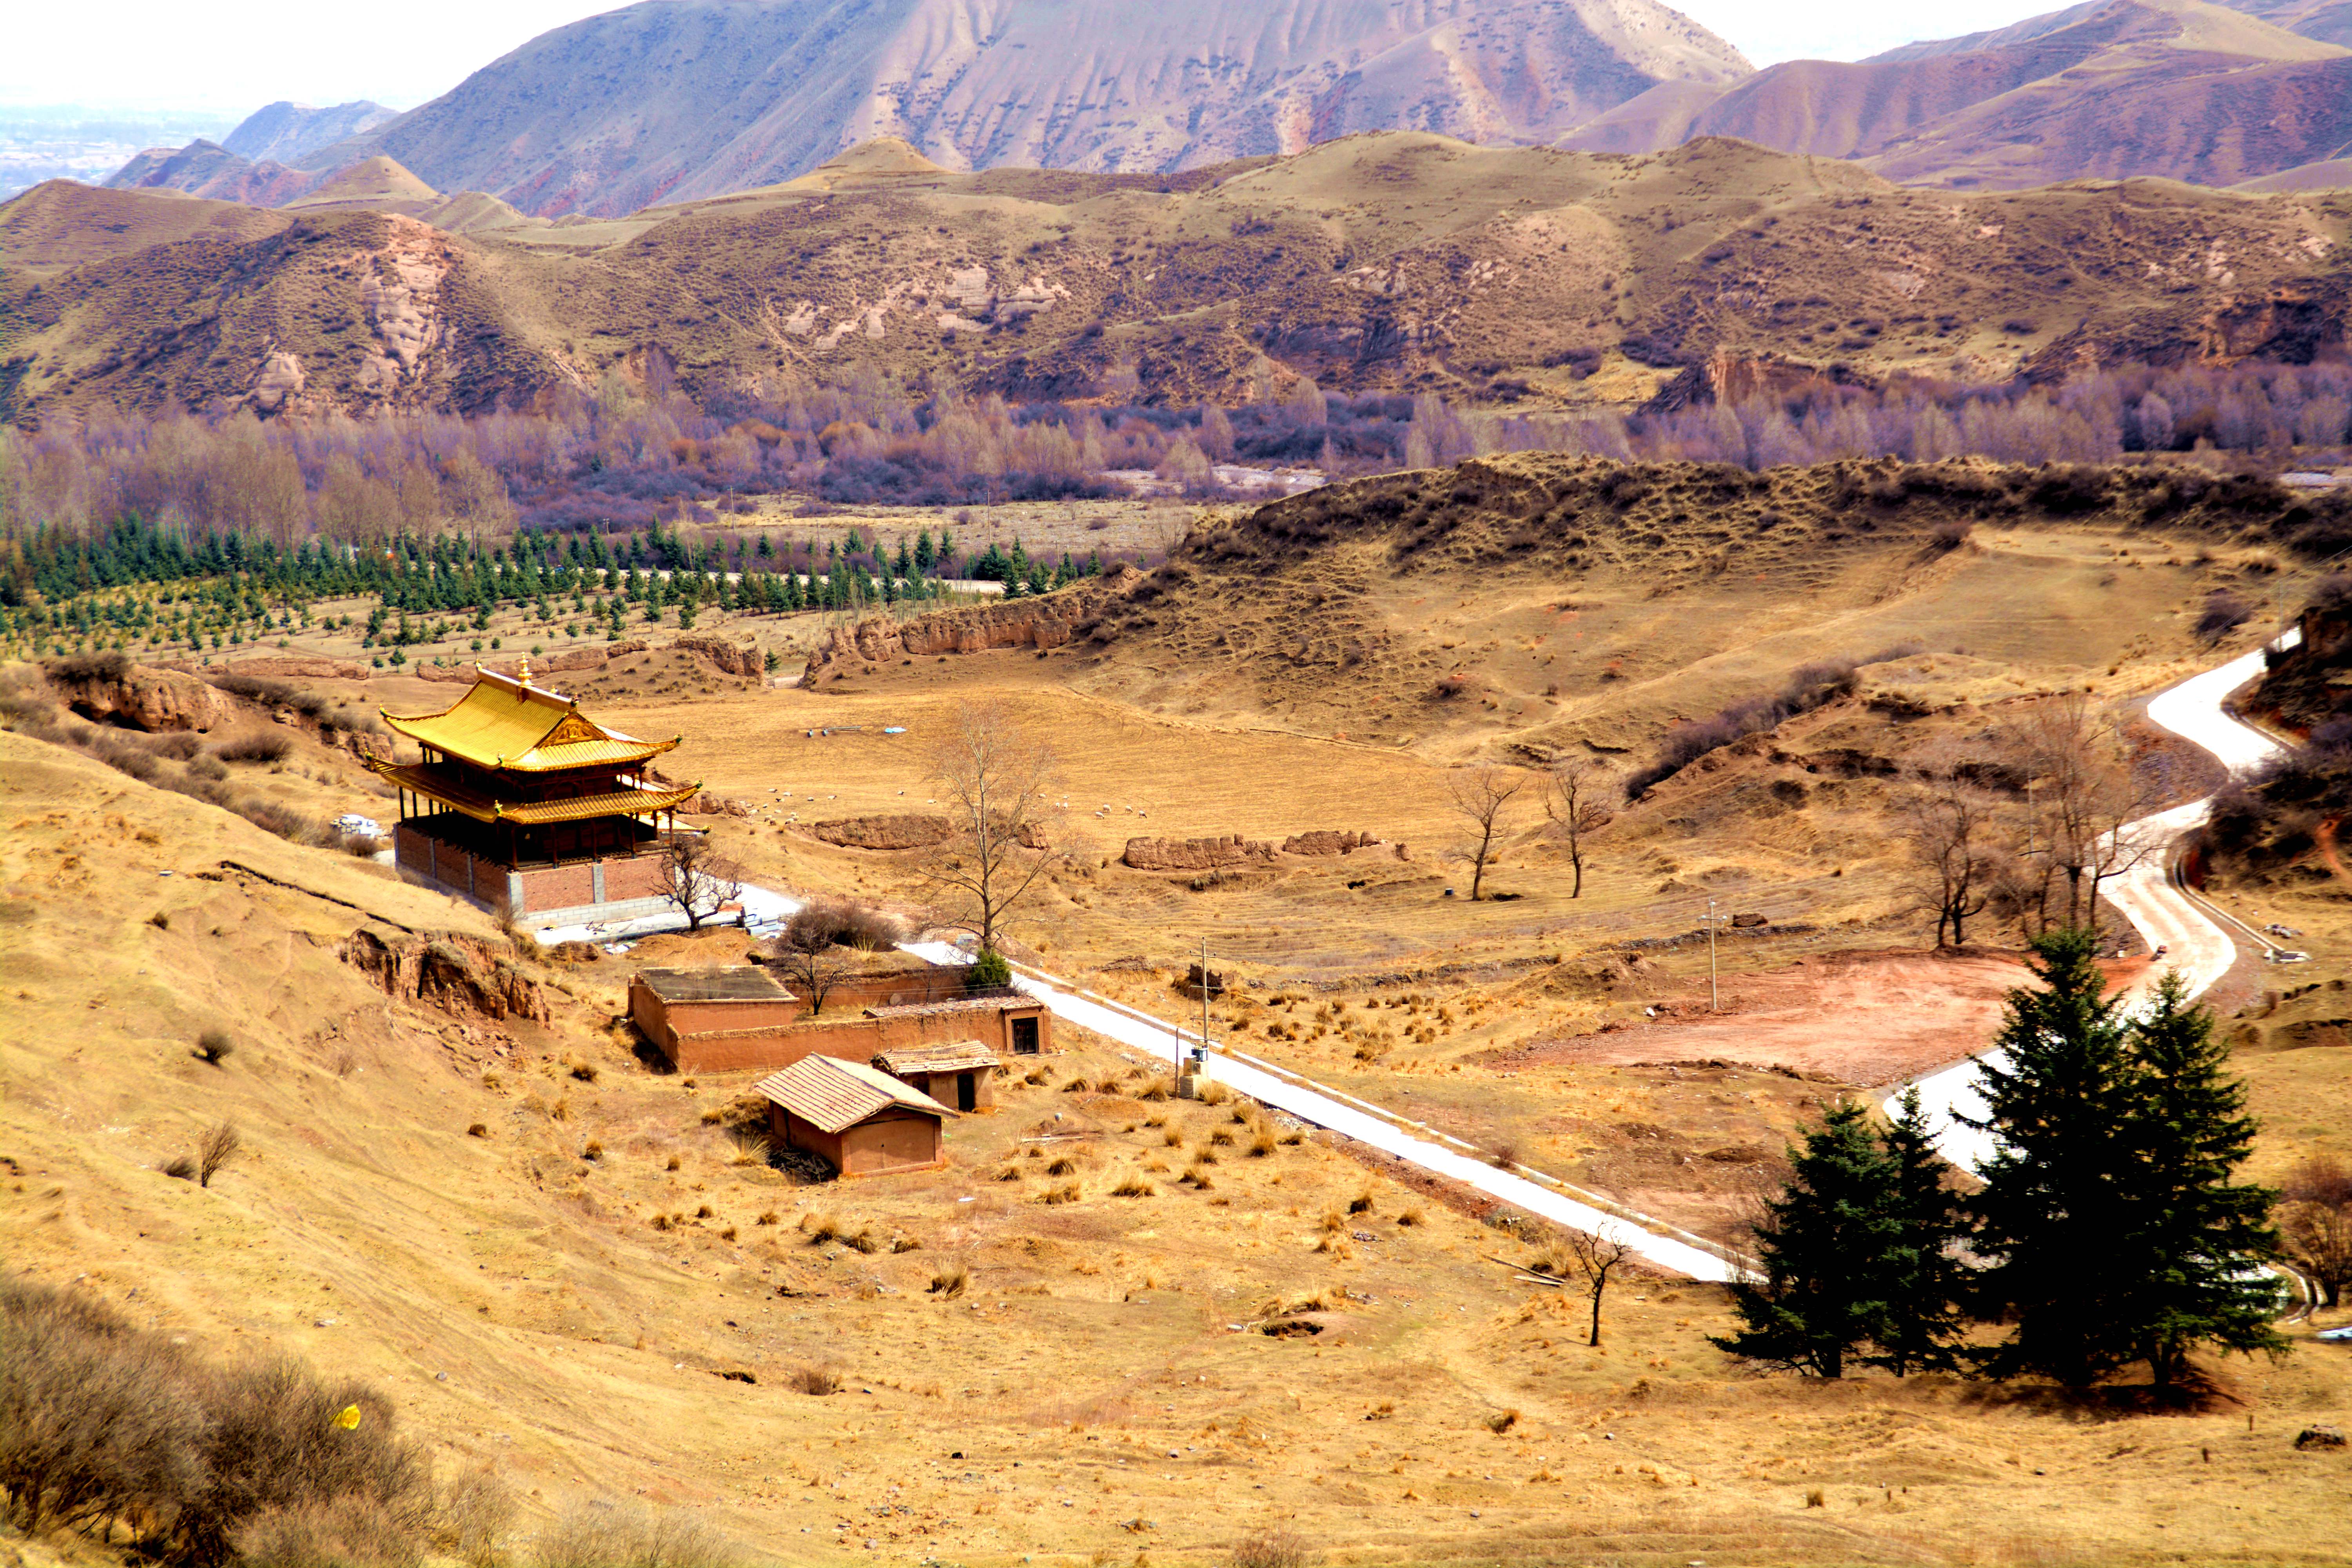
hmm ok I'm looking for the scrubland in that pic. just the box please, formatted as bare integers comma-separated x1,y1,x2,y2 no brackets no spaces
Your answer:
9,455,2352,1564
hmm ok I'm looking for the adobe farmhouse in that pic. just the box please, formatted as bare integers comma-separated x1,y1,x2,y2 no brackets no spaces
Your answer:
366,662,699,927
628,954,1047,1076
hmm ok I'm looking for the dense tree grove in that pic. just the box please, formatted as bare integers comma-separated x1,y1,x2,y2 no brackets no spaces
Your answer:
7,356,2352,550
1719,931,2288,1391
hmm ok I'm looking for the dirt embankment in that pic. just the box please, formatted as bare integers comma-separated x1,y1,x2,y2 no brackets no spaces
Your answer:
800,565,1145,684
338,928,551,1024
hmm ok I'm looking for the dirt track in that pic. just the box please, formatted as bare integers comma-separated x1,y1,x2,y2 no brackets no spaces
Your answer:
1495,947,2155,1087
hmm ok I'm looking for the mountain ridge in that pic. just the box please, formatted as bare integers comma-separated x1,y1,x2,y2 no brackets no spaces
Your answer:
290,0,1754,217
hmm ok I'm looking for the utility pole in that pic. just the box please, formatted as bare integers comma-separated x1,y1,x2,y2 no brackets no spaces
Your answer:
1706,898,1720,1013
1199,933,1211,1059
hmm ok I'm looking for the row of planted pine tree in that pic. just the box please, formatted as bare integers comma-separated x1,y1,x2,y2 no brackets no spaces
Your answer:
1719,928,2286,1389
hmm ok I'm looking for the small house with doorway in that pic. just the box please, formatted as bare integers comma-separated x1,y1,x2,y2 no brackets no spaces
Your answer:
755,1056,953,1178
873,1041,1001,1114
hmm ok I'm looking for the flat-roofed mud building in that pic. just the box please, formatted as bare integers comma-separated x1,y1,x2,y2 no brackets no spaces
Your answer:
366,662,698,927
755,1056,953,1177
628,958,1048,1074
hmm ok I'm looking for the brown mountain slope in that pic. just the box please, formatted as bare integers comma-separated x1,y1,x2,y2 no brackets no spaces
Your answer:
807,452,2320,748
0,181,290,274
293,0,1751,219
8,135,2350,421
1565,0,2352,190
107,140,327,208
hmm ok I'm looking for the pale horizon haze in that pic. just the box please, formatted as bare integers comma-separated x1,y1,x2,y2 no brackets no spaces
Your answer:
5,0,2068,120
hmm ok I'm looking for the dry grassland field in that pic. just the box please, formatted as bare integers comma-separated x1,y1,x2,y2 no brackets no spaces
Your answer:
7,456,2352,1567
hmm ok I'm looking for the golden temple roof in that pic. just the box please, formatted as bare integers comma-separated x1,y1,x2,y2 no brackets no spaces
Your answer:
364,757,701,826
379,663,679,773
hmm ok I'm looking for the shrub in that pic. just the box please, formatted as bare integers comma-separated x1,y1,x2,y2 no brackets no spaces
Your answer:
162,1154,199,1180
1045,1156,1079,1176
967,948,1013,988
45,650,130,683
0,1274,434,1563
1484,1409,1519,1434
196,1121,241,1188
2196,589,2255,646
783,898,905,953
785,1364,842,1397
435,1466,516,1568
726,1128,768,1166
1229,1528,1313,1568
214,730,294,764
466,1123,488,1139
189,753,229,782
195,1028,235,1065
1037,1182,1083,1205
929,1265,969,1298
1111,1176,1156,1198
536,1499,740,1568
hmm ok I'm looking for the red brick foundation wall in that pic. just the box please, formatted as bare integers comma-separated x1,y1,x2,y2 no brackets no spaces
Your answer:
519,862,595,913
604,855,669,901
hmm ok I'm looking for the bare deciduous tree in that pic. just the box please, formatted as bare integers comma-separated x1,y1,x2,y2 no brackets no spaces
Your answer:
922,703,1062,951
1541,757,1613,899
1561,1225,1637,1348
2281,1156,2352,1308
660,831,744,931
196,1121,240,1189
1902,761,2005,948
2005,693,2156,934
1446,765,1526,902
764,904,866,1016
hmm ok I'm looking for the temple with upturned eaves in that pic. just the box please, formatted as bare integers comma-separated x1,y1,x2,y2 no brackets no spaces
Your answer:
365,662,701,927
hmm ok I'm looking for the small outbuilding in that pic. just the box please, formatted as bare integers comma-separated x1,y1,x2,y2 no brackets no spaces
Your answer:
873,1040,1002,1114
754,1055,954,1178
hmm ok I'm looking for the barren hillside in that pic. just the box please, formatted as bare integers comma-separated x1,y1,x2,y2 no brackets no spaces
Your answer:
9,134,2351,421
1566,0,2352,191
280,0,1751,219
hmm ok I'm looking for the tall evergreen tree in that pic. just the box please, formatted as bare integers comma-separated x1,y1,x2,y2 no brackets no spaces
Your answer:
2116,974,2287,1388
1966,928,2160,1387
1711,1101,1896,1378
1864,1087,1968,1376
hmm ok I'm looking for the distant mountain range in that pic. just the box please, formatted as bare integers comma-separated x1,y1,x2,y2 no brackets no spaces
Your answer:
79,0,2352,225
120,0,1755,218
1566,0,2352,189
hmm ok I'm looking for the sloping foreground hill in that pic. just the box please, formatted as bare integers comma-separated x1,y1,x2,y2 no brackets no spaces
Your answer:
283,0,1751,219
8,135,2351,421
1566,0,2352,191
804,452,2328,750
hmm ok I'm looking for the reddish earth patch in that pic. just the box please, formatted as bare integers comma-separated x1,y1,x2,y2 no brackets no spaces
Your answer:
1495,947,2154,1087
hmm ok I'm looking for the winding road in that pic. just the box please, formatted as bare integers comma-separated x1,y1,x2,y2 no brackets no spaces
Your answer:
537,634,2298,1280
1896,631,2297,1173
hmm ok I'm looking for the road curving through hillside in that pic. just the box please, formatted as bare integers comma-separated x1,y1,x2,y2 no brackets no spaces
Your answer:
1895,631,2298,1174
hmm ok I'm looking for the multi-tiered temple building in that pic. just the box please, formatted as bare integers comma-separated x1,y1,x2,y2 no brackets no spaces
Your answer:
366,662,700,928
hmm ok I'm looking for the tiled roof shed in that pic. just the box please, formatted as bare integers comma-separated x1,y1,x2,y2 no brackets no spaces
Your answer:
754,1056,954,1135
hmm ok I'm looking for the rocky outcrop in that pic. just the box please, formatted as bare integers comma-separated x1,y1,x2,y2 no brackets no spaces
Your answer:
339,928,550,1023
673,634,763,678
49,660,239,733
415,640,649,682
1281,829,1384,856
801,567,1143,684
805,814,952,850
680,792,754,818
216,655,367,681
1123,835,1275,871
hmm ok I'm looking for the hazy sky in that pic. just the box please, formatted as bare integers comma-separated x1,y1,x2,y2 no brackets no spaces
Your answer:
6,0,2065,118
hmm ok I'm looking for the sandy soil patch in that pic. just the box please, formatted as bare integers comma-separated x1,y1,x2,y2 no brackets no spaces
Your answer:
1495,948,2157,1087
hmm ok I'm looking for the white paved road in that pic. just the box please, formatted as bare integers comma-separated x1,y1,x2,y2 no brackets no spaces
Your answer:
1895,633,2297,1172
